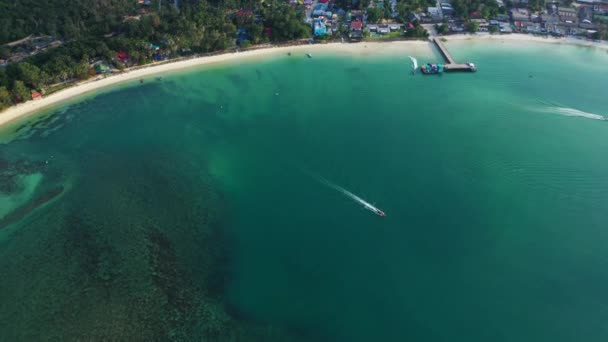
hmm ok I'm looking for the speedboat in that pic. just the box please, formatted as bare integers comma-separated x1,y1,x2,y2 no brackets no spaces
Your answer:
365,205,386,217
306,53,312,58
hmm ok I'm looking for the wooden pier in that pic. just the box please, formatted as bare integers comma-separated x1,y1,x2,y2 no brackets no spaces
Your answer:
431,38,476,72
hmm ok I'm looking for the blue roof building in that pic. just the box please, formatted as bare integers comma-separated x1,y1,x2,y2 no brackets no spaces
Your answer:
314,19,327,36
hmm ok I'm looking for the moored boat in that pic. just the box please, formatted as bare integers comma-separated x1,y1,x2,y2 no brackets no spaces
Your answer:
420,63,444,75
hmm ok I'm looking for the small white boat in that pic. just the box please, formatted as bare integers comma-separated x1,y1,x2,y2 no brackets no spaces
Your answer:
306,53,312,58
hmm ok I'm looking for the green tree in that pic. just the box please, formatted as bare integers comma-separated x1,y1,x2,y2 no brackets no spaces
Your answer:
489,25,499,34
11,80,30,103
528,0,545,12
361,0,372,9
113,60,126,71
467,21,479,33
0,46,9,59
18,62,43,89
0,86,12,110
263,1,311,42
367,8,383,23
74,56,90,80
248,23,265,44
0,69,8,88
482,7,490,19
405,22,429,38
436,23,450,35
384,0,392,18
592,23,608,40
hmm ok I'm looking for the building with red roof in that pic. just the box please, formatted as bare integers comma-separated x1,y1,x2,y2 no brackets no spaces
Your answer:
117,51,128,62
237,10,253,18
350,21,363,30
470,11,483,19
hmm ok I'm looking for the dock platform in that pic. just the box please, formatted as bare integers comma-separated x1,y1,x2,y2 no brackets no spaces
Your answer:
431,38,476,72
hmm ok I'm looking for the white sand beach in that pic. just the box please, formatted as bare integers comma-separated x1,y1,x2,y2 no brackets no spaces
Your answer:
0,41,431,129
444,33,608,51
0,36,605,129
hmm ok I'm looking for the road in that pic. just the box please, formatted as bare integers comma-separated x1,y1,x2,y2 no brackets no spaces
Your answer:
422,24,438,37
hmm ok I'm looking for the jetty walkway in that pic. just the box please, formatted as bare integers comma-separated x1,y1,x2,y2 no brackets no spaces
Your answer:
431,38,476,72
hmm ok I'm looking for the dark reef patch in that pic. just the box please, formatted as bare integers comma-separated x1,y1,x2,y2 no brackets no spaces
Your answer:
225,73,251,94
0,186,64,230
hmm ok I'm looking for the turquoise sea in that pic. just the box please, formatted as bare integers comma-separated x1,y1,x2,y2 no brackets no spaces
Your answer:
2,40,608,341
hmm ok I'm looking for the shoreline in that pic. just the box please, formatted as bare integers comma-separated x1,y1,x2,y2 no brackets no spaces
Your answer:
443,33,608,51
0,41,430,130
0,35,606,129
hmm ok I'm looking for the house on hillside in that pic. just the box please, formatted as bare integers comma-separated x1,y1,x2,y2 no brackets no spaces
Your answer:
510,8,530,22
558,6,578,22
144,42,160,51
470,11,483,19
314,19,327,36
471,19,489,31
407,12,421,23
428,7,442,21
441,2,454,16
236,10,253,20
95,63,110,74
511,0,529,7
594,3,608,15
236,29,252,45
117,51,129,64
541,13,559,25
123,15,141,22
499,23,513,33
576,0,599,5
312,3,328,17
579,6,594,22
389,24,402,31
349,20,363,41
525,23,542,33
493,14,510,22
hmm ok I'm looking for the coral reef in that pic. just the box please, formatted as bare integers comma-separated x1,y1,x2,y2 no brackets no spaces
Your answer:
0,147,305,341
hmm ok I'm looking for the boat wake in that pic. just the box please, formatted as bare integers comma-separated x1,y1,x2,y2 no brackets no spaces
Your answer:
537,105,606,121
409,56,418,74
309,173,386,217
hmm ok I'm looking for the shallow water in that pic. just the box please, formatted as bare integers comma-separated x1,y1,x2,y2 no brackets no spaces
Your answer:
1,42,608,341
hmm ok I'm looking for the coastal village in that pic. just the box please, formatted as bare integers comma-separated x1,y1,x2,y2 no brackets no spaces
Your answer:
1,0,608,107
302,0,608,40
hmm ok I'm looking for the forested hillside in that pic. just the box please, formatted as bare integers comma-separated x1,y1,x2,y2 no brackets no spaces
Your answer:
0,0,311,110
0,0,137,44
